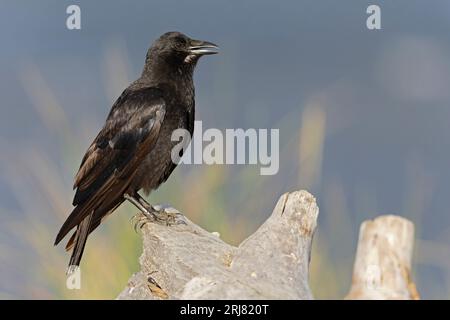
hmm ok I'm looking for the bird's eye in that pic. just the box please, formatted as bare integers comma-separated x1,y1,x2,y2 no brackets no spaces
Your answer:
175,37,187,46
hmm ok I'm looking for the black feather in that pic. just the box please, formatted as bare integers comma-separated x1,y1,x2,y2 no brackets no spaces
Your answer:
55,31,217,269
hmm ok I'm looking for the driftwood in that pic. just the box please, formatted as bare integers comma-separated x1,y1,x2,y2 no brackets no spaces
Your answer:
345,215,420,300
117,190,419,300
117,190,318,299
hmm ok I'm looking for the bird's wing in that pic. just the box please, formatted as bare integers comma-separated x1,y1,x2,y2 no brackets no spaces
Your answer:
55,87,166,245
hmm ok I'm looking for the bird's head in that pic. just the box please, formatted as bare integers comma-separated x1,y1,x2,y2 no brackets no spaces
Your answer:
145,32,218,74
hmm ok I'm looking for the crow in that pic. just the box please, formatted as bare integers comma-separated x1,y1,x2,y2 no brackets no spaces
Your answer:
54,32,218,272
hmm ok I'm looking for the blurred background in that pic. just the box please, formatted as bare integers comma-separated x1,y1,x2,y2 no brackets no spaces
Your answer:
0,0,449,299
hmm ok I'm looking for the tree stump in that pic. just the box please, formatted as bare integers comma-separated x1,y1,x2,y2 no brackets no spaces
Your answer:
117,190,318,299
117,190,420,300
345,215,420,300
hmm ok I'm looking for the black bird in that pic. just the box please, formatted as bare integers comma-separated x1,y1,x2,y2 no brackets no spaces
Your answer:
54,32,218,272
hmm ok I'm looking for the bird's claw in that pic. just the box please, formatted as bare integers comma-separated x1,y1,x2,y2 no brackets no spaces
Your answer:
131,205,186,230
151,205,187,226
131,213,150,233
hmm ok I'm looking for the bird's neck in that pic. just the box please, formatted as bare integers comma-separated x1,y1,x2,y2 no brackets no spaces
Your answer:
142,57,195,82
139,59,195,103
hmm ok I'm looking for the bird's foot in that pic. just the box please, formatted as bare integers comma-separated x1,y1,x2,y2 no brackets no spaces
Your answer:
131,213,150,232
131,204,186,231
151,204,187,226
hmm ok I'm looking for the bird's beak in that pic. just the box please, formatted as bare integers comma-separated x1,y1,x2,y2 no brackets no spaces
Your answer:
188,40,219,55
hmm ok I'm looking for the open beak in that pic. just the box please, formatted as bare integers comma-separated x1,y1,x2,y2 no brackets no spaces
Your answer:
188,40,219,55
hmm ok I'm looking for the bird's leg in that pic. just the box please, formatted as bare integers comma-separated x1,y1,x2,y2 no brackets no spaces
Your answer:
125,193,159,231
135,194,154,209
125,193,186,228
135,193,186,226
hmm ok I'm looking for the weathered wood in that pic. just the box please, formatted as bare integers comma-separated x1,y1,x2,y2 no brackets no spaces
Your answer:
118,190,420,300
345,215,420,300
117,190,319,300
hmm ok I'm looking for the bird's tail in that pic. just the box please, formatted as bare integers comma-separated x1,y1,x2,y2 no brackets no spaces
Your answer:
66,213,93,274
56,198,124,273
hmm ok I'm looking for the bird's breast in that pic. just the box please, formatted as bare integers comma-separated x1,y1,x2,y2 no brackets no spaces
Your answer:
132,101,194,194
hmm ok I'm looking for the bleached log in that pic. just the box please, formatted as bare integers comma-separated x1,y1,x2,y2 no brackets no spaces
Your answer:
117,190,319,300
118,191,420,300
345,215,420,300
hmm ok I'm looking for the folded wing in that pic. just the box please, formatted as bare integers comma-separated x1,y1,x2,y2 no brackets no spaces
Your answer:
55,87,166,248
